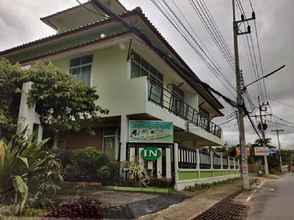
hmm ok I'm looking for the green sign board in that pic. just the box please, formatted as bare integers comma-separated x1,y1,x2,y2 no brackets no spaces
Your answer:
141,147,161,161
129,120,174,143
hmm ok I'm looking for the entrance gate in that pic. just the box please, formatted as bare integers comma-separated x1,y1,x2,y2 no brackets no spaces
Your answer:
126,143,174,180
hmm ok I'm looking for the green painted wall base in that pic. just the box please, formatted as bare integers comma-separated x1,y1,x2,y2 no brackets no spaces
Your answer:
178,170,240,181
175,171,240,191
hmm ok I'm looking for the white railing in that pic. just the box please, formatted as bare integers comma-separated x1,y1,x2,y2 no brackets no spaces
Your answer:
176,145,240,172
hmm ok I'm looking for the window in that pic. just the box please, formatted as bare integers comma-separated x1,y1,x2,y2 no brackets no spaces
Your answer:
131,51,163,105
171,85,185,116
70,55,93,86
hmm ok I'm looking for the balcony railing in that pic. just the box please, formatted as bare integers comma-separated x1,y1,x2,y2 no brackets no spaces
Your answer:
148,80,222,138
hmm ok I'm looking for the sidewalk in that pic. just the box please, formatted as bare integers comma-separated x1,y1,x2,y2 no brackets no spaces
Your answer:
139,180,242,220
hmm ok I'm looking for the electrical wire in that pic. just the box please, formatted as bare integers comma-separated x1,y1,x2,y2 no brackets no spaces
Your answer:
189,0,235,70
151,0,237,98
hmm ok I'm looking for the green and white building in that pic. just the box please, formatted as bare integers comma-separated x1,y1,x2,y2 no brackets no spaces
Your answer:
0,0,240,190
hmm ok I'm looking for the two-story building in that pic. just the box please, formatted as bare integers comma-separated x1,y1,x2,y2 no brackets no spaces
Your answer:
0,0,240,189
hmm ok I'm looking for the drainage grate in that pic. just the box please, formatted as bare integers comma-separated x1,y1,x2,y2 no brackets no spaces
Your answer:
194,199,248,220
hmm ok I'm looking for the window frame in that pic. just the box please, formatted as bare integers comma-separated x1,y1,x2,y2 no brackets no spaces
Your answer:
130,51,164,105
69,55,93,86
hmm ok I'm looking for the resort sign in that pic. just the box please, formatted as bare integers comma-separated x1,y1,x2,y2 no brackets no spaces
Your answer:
141,147,161,161
128,120,173,143
254,147,269,156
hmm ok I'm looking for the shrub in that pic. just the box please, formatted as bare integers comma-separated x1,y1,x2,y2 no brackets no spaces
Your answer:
62,147,120,183
73,147,109,174
45,197,103,219
148,178,173,188
0,132,63,214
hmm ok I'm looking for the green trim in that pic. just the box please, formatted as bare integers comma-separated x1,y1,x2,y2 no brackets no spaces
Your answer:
200,171,213,178
178,171,200,180
178,170,240,181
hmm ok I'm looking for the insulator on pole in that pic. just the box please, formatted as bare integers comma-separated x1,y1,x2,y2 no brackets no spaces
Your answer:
241,14,245,21
247,25,251,33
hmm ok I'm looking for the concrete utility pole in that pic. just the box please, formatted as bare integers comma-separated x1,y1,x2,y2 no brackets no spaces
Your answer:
232,0,254,190
272,129,284,172
257,96,269,175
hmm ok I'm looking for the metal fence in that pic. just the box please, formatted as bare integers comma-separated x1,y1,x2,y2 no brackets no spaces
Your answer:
148,80,222,138
178,147,239,171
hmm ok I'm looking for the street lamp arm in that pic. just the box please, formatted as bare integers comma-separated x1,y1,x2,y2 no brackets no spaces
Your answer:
245,65,286,89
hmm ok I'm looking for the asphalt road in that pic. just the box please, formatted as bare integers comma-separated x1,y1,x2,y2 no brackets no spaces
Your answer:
247,173,294,220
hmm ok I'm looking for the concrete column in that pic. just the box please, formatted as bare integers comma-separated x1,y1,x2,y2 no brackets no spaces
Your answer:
210,150,214,170
166,147,172,179
174,143,179,182
196,149,200,178
196,149,200,170
157,148,162,178
120,115,128,162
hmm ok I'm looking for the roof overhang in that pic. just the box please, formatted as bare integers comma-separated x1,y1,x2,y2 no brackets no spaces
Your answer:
41,1,127,31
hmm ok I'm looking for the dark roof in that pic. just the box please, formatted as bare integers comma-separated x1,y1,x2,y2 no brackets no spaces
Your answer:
19,31,131,63
0,11,134,56
0,9,224,113
40,0,127,23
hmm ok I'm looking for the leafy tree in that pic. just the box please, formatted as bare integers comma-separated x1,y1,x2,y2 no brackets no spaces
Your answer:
0,58,28,138
0,58,107,145
27,63,108,147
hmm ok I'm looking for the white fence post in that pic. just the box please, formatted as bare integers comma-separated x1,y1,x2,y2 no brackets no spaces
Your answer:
157,148,162,178
139,148,144,167
197,149,200,178
166,147,172,179
130,147,136,162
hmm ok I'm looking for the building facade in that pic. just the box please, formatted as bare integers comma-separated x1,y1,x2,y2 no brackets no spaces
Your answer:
0,0,240,188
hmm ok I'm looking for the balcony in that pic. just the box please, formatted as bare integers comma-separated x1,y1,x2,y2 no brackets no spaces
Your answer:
148,80,222,138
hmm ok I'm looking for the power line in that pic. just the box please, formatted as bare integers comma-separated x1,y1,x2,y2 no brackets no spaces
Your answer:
189,0,235,70
151,0,237,97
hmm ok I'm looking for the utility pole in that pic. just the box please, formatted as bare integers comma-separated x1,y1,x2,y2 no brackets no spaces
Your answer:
232,0,254,190
272,129,284,172
257,96,269,175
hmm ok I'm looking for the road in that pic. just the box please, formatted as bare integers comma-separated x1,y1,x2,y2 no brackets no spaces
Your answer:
247,173,294,220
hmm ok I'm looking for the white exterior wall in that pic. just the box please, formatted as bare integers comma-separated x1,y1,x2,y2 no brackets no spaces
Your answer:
53,45,147,117
51,42,223,146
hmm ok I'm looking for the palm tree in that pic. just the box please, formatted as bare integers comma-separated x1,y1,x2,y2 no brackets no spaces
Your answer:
255,138,272,146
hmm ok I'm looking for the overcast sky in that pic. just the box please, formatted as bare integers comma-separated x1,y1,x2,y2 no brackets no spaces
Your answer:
1,0,294,148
